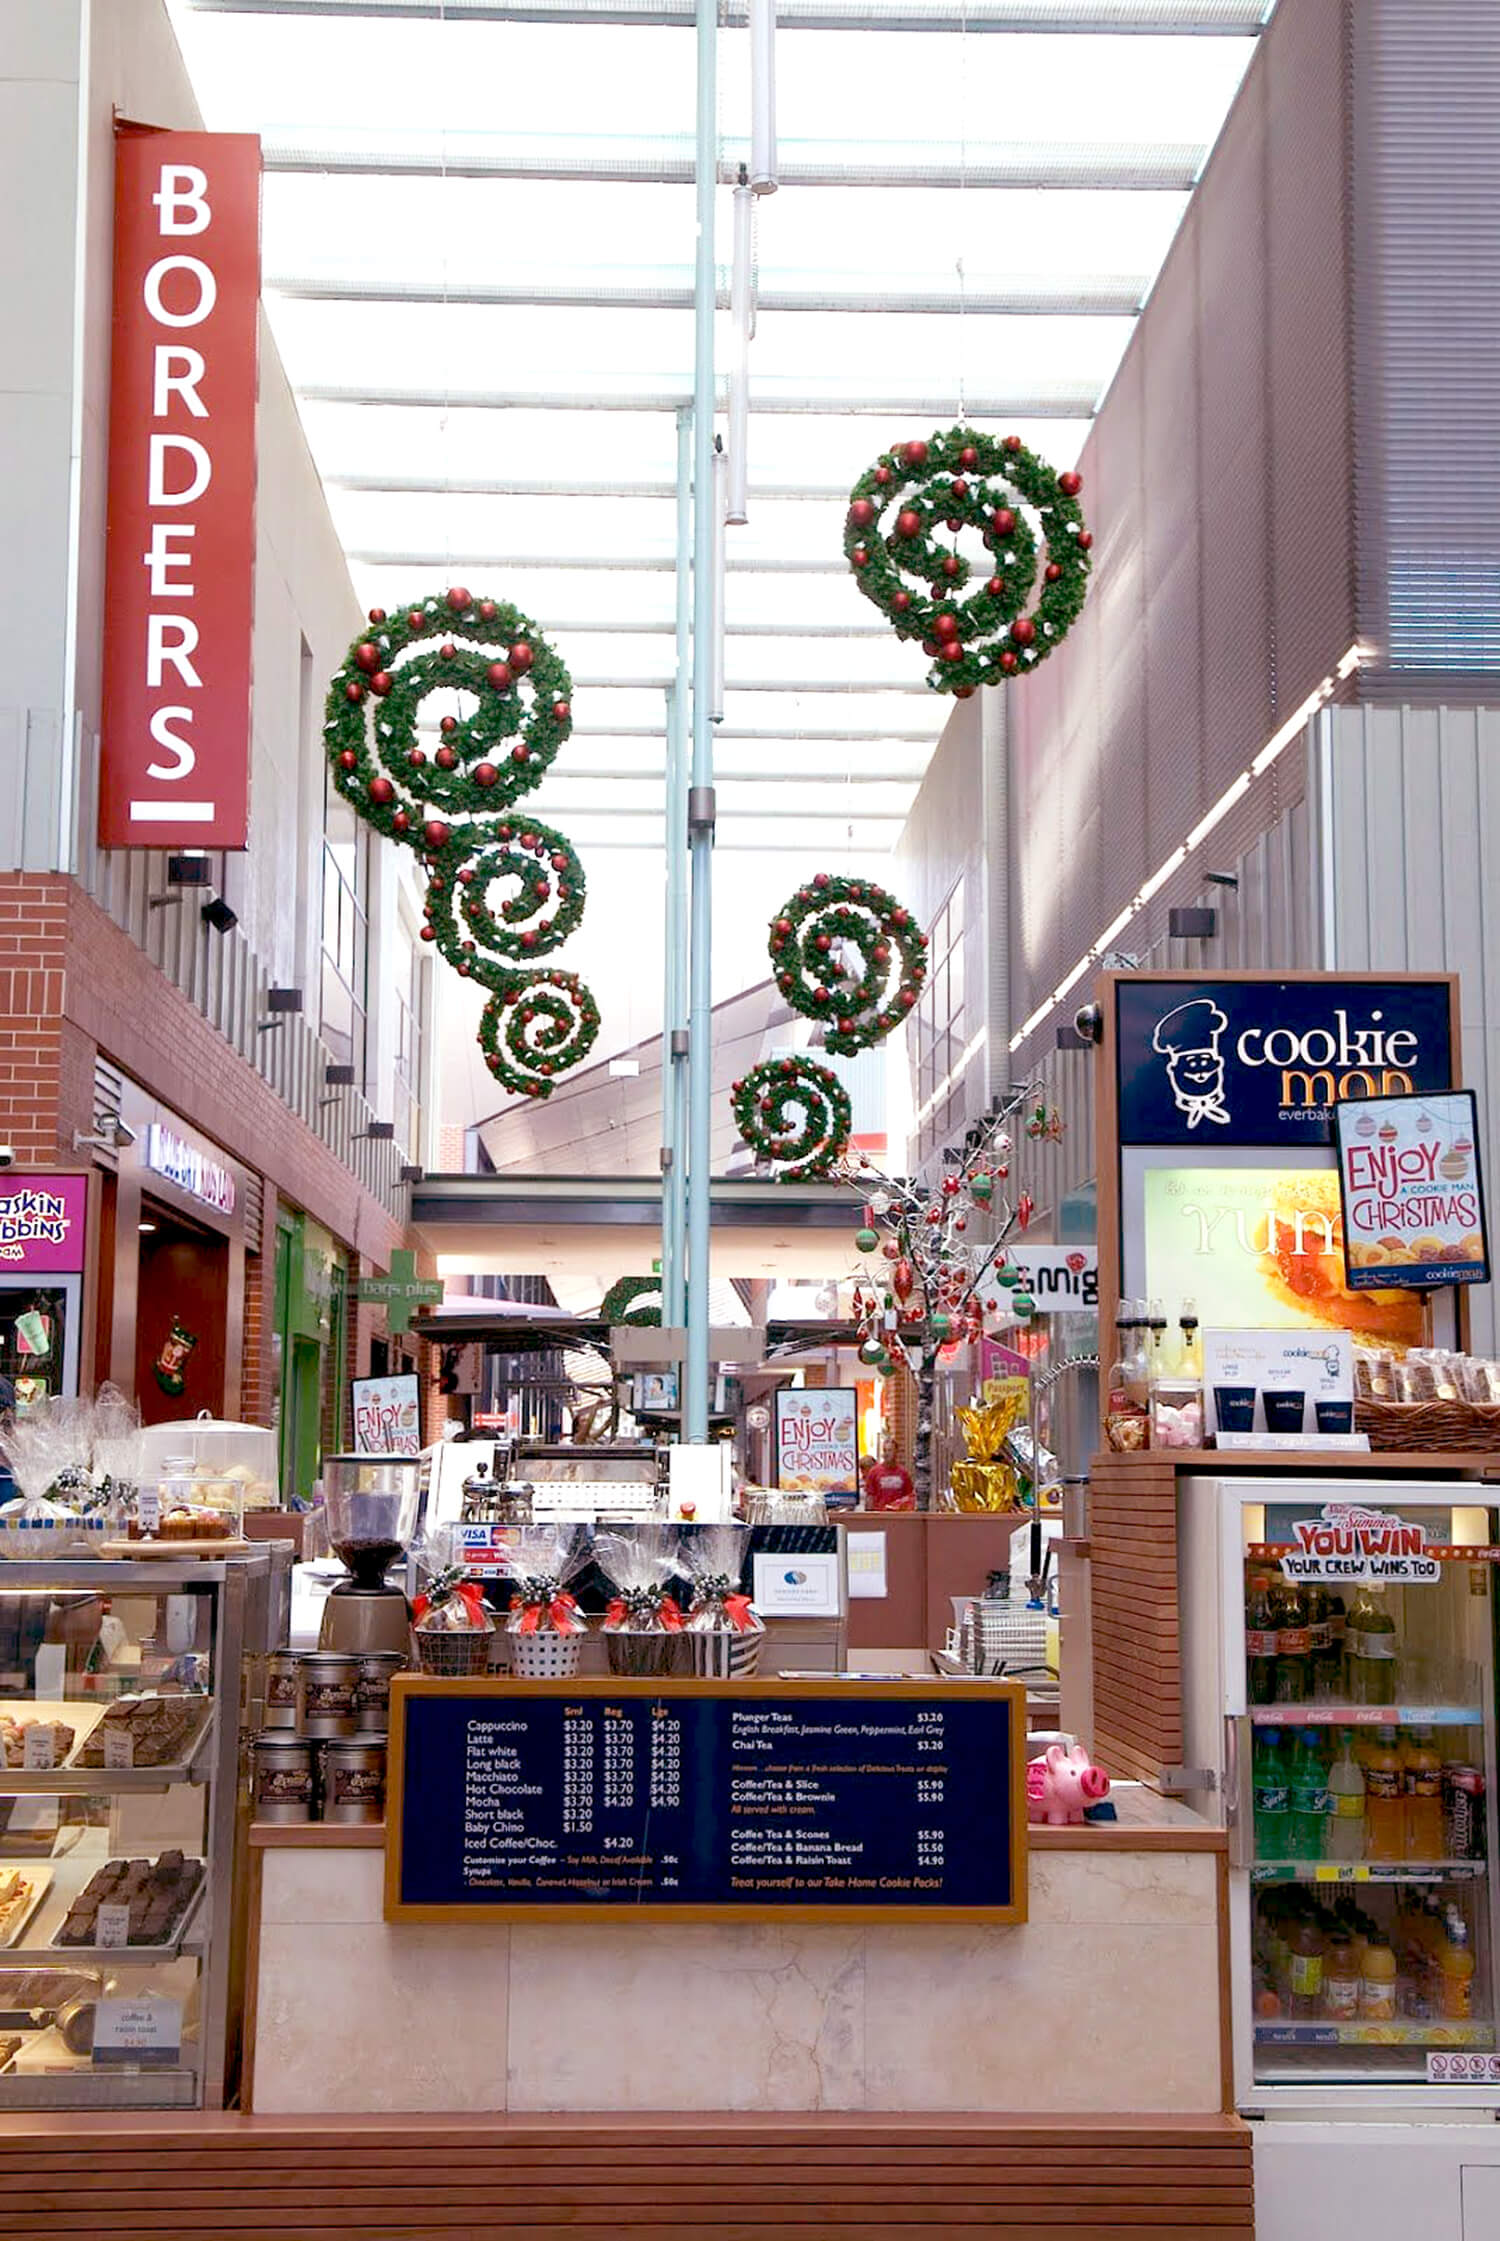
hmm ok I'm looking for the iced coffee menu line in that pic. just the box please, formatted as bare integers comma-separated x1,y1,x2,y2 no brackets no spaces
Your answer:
397,1690,1017,1915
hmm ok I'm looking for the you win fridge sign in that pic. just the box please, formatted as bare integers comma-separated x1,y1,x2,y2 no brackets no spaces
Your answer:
1264,1506,1485,1585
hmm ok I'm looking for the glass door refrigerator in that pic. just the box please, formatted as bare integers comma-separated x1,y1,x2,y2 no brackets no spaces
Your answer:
1179,1476,1500,2113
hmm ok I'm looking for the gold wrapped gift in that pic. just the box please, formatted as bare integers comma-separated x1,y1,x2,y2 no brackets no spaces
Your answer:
949,1391,1027,1513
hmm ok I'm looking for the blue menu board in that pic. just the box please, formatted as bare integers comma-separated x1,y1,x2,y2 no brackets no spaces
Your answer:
384,1679,1026,1923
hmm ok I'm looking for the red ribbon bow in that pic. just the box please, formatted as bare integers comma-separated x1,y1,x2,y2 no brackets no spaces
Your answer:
724,1593,756,1634
518,1590,579,1635
412,1577,487,1628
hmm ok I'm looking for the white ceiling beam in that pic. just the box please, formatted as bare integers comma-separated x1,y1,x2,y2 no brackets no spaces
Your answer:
272,271,1147,315
535,766,924,781
351,548,848,573
187,0,1268,34
305,378,1097,413
330,472,854,500
262,133,1203,191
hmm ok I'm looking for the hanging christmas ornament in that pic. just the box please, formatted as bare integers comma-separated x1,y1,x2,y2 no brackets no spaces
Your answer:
326,593,598,1098
859,1337,889,1367
855,1225,880,1253
930,1311,953,1341
153,1317,197,1398
843,428,1091,694
730,1059,853,1182
969,1171,994,1205
1011,1292,1036,1322
892,1257,915,1302
766,875,928,1052
1016,1193,1035,1231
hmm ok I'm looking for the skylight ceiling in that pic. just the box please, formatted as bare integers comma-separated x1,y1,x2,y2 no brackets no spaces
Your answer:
170,0,1266,867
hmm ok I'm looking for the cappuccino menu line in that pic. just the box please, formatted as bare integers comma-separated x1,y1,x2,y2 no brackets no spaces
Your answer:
389,1683,1023,1920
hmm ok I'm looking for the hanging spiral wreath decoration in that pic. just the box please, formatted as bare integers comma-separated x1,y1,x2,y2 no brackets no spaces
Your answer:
731,1057,853,1182
768,872,928,1054
324,588,599,1098
844,428,1092,695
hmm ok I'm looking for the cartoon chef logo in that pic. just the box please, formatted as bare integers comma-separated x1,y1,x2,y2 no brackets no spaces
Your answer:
1152,998,1231,1130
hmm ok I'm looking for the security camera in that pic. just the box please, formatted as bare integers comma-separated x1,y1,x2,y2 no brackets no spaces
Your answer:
1073,1002,1105,1046
0,1147,15,1170
110,1118,137,1149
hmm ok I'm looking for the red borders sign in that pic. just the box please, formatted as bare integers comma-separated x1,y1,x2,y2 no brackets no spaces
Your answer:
100,131,261,848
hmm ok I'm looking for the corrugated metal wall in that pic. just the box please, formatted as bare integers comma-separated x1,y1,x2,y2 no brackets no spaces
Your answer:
1351,2,1500,676
1007,0,1357,1064
1322,703,1500,1349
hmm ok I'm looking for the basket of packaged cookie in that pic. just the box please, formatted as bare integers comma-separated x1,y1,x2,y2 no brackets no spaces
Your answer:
1355,1346,1500,1452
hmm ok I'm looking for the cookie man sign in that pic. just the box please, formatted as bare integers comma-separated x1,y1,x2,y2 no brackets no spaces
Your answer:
100,132,261,847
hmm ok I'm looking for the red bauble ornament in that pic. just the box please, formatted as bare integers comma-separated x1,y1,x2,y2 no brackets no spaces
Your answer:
370,671,392,696
941,1175,961,1197
999,650,1019,673
552,700,570,722
446,586,472,612
772,916,792,938
487,662,513,690
941,556,961,578
458,867,475,883
440,715,458,735
1017,1193,1035,1230
511,744,530,764
478,600,496,621
368,607,387,624
921,638,941,657
959,445,978,469
904,440,929,467
852,547,870,569
1058,470,1083,497
1003,434,1022,453
474,763,499,787
420,925,436,942
509,643,534,672
435,746,457,770
1045,562,1063,582
986,576,1006,597
1079,531,1094,550
992,507,1017,537
521,930,538,950
1010,617,1037,647
439,641,456,661
813,985,828,1003
338,748,357,770
945,516,962,532
407,748,426,767
874,466,894,489
551,851,568,871
954,685,975,699
881,1239,899,1261
368,776,394,806
392,810,409,833
934,613,960,641
812,871,830,888
891,590,912,613
939,641,964,663
896,509,922,539
815,932,831,952
423,819,451,849
949,478,969,500
344,681,364,704
354,642,380,672
407,609,424,631
848,498,876,529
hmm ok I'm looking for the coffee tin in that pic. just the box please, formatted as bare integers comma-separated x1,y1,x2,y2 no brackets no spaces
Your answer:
253,1732,315,1824
322,1735,386,1825
299,1652,358,1738
265,1651,300,1731
355,1652,406,1733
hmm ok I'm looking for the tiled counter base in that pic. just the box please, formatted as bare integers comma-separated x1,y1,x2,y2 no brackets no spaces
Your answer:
245,1810,1227,2116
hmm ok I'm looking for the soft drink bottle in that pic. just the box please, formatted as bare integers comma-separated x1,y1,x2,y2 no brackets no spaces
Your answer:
1364,1726,1405,1861
1253,1727,1290,1862
1324,1731,1366,1860
1246,1573,1278,1706
1273,1579,1311,1703
1403,1724,1444,1861
1308,1586,1341,1701
1346,1582,1398,1705
1287,1728,1329,1860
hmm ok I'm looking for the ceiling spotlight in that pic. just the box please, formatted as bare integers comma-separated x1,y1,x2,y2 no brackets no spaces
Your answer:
201,895,238,934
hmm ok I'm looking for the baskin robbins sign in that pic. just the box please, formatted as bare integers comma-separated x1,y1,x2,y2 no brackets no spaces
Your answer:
1115,978,1455,1148
0,1178,88,1274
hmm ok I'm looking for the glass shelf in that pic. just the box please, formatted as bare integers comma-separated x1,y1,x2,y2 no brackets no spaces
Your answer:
1252,1860,1487,1884
1249,1705,1483,1727
1256,2020,1495,2048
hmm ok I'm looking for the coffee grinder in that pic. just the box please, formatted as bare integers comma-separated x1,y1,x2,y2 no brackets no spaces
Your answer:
317,1455,422,1655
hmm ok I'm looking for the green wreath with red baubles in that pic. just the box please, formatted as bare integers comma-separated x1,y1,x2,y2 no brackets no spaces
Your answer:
844,428,1092,696
768,873,927,1054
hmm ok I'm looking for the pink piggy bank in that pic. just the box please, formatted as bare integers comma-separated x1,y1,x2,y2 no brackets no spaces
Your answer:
1026,1742,1111,1825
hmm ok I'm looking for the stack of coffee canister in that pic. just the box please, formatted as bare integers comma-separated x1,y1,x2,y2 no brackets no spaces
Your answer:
252,1650,403,1825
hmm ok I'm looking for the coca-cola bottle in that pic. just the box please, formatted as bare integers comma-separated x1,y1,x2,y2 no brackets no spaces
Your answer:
1246,1571,1279,1706
1273,1578,1311,1704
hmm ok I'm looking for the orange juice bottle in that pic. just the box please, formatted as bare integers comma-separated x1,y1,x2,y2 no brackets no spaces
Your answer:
1403,1726,1444,1860
1364,1727,1405,1861
1438,1918,1476,2021
1360,1940,1398,2021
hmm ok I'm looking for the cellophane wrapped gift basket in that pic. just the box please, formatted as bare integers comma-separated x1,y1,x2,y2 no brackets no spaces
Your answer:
678,1523,764,1677
505,1526,591,1678
596,1523,685,1676
411,1565,495,1676
0,1396,109,1558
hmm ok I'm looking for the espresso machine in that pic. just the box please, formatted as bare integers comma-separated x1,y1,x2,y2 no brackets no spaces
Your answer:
317,1455,422,1655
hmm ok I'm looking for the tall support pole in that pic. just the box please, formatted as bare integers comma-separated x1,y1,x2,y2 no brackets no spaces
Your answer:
661,408,692,1327
684,0,717,1440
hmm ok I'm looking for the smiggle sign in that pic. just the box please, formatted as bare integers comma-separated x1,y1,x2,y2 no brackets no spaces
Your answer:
1280,1506,1439,1585
99,132,261,847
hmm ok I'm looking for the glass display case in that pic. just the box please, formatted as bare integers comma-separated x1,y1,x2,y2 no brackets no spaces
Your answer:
0,1550,282,2108
1181,1476,1500,2112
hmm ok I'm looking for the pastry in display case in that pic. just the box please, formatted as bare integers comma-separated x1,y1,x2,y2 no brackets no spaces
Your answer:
0,1547,284,2107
